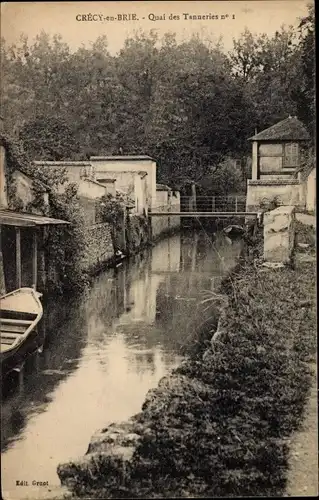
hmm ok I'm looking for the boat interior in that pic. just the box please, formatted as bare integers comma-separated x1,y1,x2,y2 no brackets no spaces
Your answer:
1,310,37,349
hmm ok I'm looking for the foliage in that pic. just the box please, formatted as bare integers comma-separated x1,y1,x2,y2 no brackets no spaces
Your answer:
293,4,315,135
259,195,282,212
19,116,81,160
1,6,314,192
296,145,315,180
45,184,90,296
197,158,246,195
0,133,31,209
97,191,131,226
295,219,316,248
229,9,315,135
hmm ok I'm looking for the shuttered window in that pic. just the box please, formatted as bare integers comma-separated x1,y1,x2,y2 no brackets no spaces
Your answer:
284,143,299,167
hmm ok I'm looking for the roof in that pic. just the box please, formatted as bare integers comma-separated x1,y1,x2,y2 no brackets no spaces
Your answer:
249,116,310,141
95,170,144,176
90,155,154,161
0,209,70,227
33,161,91,167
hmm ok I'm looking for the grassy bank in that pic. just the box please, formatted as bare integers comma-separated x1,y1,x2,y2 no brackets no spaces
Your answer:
59,223,316,498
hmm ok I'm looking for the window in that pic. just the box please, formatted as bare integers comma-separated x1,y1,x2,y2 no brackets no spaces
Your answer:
284,143,299,167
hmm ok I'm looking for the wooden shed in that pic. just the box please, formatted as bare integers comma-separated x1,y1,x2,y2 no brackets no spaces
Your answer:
0,210,69,295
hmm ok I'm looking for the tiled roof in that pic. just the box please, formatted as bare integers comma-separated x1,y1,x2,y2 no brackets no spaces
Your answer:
249,116,310,141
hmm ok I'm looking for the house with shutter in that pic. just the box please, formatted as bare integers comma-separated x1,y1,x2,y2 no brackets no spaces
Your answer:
246,116,314,211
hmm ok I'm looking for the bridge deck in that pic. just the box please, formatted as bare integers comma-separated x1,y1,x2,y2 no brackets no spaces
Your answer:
149,211,259,217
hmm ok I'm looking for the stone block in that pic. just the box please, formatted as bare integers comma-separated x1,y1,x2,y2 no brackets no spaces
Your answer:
263,206,295,264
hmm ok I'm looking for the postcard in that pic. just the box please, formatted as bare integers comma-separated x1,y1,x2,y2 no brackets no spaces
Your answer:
1,1,316,499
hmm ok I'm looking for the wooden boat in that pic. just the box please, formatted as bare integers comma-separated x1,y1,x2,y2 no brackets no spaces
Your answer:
1,288,43,372
223,224,245,237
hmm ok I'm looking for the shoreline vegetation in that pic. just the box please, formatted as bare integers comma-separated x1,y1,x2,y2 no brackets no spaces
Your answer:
57,219,316,498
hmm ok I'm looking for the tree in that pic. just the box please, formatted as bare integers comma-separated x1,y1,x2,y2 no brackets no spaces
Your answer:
1,14,314,194
19,116,80,160
292,4,315,134
229,26,302,131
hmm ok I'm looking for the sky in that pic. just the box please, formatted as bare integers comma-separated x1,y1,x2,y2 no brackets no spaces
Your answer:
1,1,312,54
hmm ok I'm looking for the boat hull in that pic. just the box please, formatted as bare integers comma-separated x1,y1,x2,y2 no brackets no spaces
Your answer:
1,288,43,377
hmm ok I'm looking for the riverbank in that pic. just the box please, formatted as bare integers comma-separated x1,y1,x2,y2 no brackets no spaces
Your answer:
57,222,316,498
285,214,317,497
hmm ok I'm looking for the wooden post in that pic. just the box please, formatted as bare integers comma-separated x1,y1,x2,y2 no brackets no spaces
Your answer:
32,230,38,290
252,141,258,180
38,227,47,293
0,226,6,294
123,265,127,311
189,232,199,288
13,363,25,391
212,196,216,212
16,227,21,288
191,182,197,211
235,196,238,213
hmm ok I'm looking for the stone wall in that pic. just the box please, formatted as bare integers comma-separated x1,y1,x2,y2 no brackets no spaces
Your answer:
80,222,114,272
151,191,180,240
170,193,181,232
126,214,150,255
306,168,316,213
263,205,296,264
151,204,170,239
246,179,304,211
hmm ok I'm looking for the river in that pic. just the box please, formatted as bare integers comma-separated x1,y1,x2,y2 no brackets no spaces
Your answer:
1,230,242,499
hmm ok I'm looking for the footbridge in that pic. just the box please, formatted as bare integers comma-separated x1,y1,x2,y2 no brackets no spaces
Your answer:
149,196,261,221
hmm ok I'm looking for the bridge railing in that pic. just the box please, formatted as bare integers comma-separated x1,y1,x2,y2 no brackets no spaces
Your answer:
180,195,247,213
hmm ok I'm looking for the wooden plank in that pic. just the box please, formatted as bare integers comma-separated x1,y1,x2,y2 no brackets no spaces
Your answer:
1,318,33,326
1,339,15,345
1,309,37,321
16,227,21,288
1,331,19,339
1,324,26,333
0,217,35,227
32,230,37,290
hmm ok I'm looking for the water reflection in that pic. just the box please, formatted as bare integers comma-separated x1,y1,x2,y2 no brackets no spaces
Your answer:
1,230,242,499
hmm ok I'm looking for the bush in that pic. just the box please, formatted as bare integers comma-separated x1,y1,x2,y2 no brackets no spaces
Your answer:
45,184,90,296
